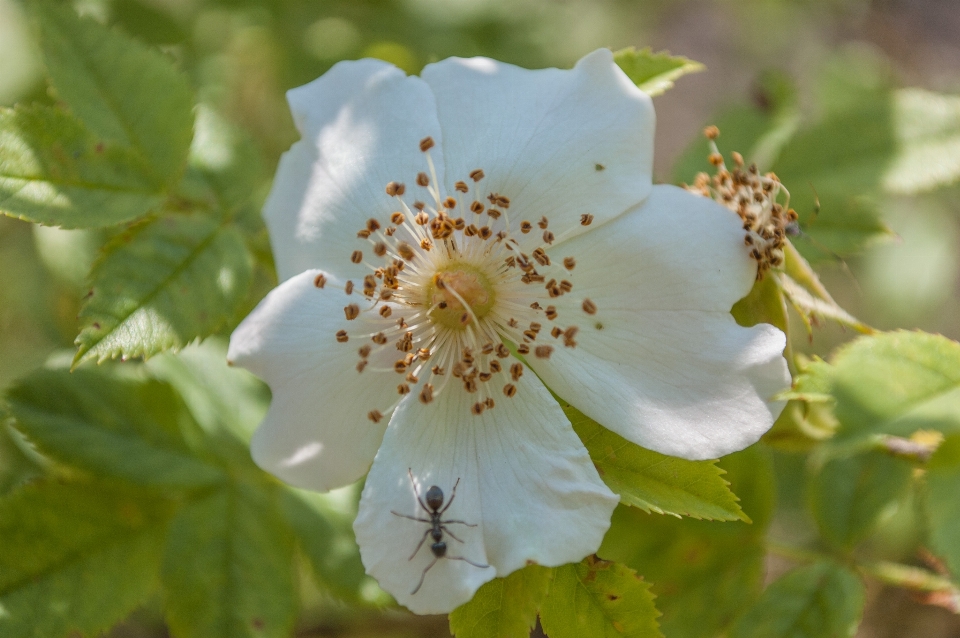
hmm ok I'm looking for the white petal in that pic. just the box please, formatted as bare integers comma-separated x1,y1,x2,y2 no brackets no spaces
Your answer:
420,48,653,240
353,369,617,614
529,185,791,460
227,270,402,491
264,59,444,282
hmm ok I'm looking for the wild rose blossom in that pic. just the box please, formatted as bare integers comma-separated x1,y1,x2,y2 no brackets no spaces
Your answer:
227,49,790,613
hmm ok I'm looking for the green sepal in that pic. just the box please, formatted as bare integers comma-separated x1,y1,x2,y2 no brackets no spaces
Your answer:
613,47,704,97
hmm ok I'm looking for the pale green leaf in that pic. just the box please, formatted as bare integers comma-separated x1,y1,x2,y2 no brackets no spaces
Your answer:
0,105,163,228
598,447,773,637
35,1,194,182
449,564,552,638
925,436,960,576
281,486,389,606
0,479,172,638
74,214,253,366
6,366,224,489
161,482,297,638
613,47,703,97
565,404,745,521
799,331,960,442
729,561,865,638
539,557,661,638
883,88,960,194
808,451,913,550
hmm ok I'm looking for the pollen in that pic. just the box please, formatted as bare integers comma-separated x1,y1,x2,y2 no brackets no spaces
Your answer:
331,141,589,419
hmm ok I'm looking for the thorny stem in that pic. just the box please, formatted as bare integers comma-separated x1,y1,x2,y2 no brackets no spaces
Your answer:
767,542,958,593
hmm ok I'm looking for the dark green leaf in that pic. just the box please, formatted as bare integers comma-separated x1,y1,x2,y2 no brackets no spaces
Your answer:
35,1,194,183
0,479,172,638
161,481,297,638
925,436,960,576
449,564,552,638
74,213,253,366
281,486,389,606
728,561,865,638
6,365,224,489
565,404,745,521
808,451,913,550
613,47,703,97
539,556,661,638
0,105,163,228
599,446,774,638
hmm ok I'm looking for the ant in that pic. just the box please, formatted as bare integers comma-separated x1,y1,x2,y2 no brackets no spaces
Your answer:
391,469,489,594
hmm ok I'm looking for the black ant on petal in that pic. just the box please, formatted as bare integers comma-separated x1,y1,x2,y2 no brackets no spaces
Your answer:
391,469,490,594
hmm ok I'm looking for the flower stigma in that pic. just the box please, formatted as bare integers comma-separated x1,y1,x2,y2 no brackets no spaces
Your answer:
327,136,596,422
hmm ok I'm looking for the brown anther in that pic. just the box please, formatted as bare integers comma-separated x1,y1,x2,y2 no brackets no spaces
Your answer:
420,238,433,250
542,230,555,244
469,169,485,182
551,326,563,339
481,342,495,355
344,304,360,320
580,214,594,226
372,333,388,345
517,344,530,355
534,345,553,359
419,383,434,404
455,181,469,193
465,225,478,237
397,242,415,260
510,363,524,381
563,257,576,270
545,305,558,320
368,410,383,423
464,379,478,393
582,299,597,315
397,317,407,328
363,274,377,294
454,217,466,230
414,212,430,225
529,322,541,333
479,227,492,240
366,219,381,232
479,372,492,382
708,153,724,167
489,360,502,373
471,402,485,415
417,348,431,361
507,318,519,328
413,201,426,211
313,273,327,288
379,306,392,318
523,330,538,341
356,360,368,373
484,397,495,409
419,136,435,152
391,212,405,225
351,250,363,264
345,280,354,294
538,216,549,229
443,197,457,209
385,181,405,196
559,280,573,293
357,229,372,239
732,151,744,166
496,344,510,358
563,326,579,347
532,248,550,266
416,172,430,187
398,383,411,395
431,365,444,375
520,221,533,234
394,360,408,374
452,362,465,378
460,313,470,325
503,383,517,397
336,330,349,343
406,371,419,383
373,242,387,257
384,227,395,238
487,208,501,220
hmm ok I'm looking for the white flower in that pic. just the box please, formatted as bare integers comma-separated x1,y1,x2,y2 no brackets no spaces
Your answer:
227,49,790,614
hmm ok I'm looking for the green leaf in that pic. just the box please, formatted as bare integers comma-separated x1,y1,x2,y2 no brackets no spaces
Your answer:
799,331,960,443
449,564,552,638
565,404,746,521
0,479,172,638
539,556,661,638
281,486,389,606
6,365,225,489
599,446,774,638
0,105,163,228
161,481,297,638
925,435,960,576
808,451,913,550
35,1,194,183
728,561,865,638
613,47,704,97
74,213,253,366
883,88,960,194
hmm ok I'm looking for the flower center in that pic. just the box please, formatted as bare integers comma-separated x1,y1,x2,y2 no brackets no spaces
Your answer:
427,265,497,330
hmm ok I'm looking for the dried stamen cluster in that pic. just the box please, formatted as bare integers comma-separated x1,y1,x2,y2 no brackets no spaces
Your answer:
316,137,600,421
685,126,798,279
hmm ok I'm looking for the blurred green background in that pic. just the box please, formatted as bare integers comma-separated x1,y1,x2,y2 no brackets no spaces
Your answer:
1,0,958,636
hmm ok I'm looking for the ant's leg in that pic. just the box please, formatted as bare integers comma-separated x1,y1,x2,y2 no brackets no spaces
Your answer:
441,519,477,527
449,555,490,569
440,525,464,543
408,528,431,561
439,477,461,515
411,557,439,595
390,511,431,523
408,468,429,514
